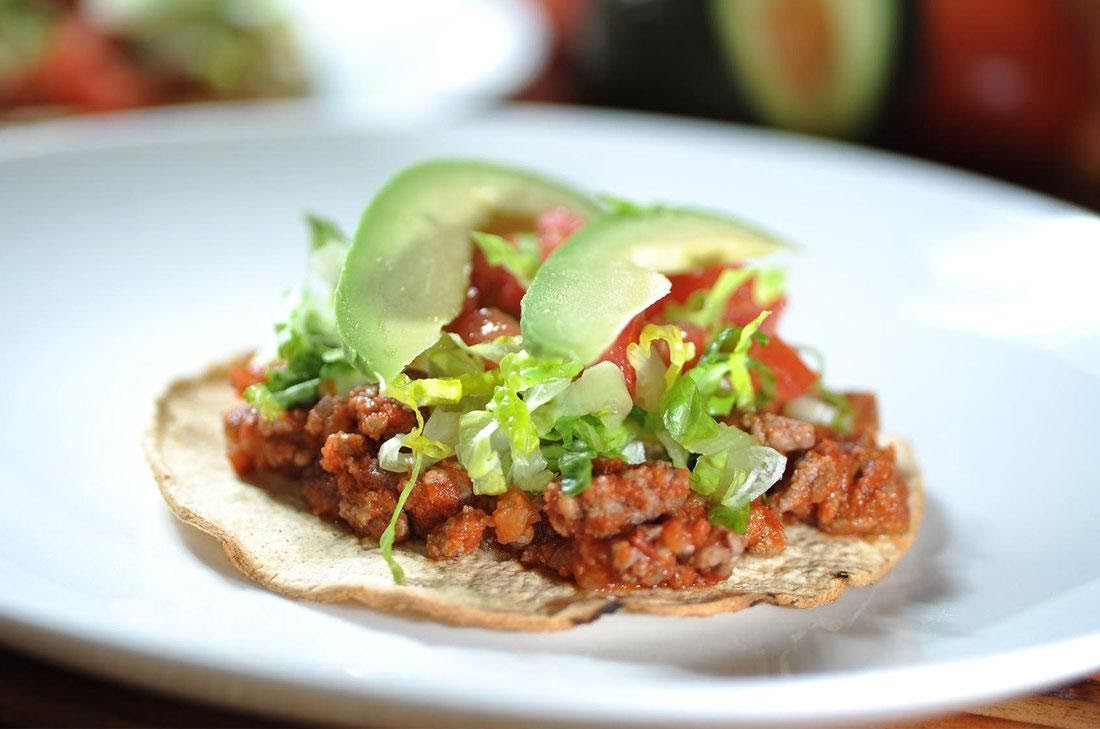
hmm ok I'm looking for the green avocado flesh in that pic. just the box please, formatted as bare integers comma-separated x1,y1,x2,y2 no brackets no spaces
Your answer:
711,0,900,137
521,207,788,364
334,160,599,381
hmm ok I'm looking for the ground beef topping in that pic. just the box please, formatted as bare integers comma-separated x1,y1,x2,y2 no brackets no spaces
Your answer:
224,404,315,476
543,462,691,538
223,379,908,591
426,506,492,559
403,459,473,535
300,466,341,520
748,412,816,454
538,494,747,590
492,488,542,546
346,385,417,441
745,499,787,556
769,433,909,535
845,392,880,435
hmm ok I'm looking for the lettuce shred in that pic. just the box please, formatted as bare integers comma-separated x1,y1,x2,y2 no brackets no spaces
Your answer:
471,231,541,285
246,213,368,417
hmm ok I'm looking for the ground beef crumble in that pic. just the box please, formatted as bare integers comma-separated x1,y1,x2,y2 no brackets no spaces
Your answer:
224,387,908,590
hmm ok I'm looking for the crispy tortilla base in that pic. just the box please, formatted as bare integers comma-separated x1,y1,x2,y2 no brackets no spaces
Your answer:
145,361,924,632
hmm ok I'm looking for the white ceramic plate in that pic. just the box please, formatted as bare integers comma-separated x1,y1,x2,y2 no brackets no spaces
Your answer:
1,103,1098,728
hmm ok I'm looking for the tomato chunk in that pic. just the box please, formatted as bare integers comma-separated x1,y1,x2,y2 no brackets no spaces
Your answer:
536,206,586,260
597,313,647,396
751,334,818,404
469,247,526,318
665,264,785,335
445,306,520,345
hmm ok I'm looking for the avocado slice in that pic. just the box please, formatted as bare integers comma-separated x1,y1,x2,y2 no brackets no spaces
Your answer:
710,0,901,137
521,206,789,364
334,159,600,381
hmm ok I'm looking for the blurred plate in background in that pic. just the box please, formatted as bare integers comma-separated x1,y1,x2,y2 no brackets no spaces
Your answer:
284,0,549,119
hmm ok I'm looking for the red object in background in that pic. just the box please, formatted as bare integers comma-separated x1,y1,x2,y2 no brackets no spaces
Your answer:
914,0,1090,169
11,17,152,111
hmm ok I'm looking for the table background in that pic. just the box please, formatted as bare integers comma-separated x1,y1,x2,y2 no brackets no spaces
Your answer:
1,647,1097,728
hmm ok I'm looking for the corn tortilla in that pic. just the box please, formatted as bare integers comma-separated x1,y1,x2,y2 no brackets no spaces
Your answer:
144,360,923,632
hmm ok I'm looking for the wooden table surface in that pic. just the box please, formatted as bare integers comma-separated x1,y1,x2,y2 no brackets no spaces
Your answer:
1,646,1096,728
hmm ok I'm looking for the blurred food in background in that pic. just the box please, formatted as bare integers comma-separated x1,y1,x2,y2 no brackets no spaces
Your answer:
1,0,1096,210
532,0,1099,210
0,0,306,116
0,0,548,120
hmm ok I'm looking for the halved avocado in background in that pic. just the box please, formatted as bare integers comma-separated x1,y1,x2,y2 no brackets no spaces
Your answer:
710,0,902,137
572,0,910,141
335,160,600,381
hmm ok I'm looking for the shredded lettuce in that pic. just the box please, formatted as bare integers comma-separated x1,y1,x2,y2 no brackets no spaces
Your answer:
247,214,370,417
378,375,456,462
686,312,771,416
491,387,551,491
526,363,642,496
535,361,632,431
471,231,541,285
655,325,787,533
554,447,594,496
243,382,286,420
541,414,639,496
818,387,855,434
626,324,696,411
306,212,347,251
663,268,753,333
456,410,509,495
596,193,647,215
380,453,424,583
448,351,582,495
375,373,463,580
752,267,785,306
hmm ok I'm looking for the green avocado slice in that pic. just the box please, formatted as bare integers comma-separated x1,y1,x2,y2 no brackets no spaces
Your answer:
334,159,600,382
521,206,788,364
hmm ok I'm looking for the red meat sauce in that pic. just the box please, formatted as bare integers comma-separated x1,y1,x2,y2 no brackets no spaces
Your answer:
223,384,909,591
224,206,909,590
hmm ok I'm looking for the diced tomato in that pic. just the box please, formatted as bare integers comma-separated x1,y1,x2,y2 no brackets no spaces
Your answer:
445,306,520,345
725,286,786,336
229,363,267,396
468,207,585,317
597,312,648,396
750,334,818,404
665,264,784,335
667,266,727,303
469,247,526,318
535,206,586,260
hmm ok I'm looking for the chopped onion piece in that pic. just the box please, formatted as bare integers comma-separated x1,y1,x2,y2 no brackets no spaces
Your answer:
784,394,839,426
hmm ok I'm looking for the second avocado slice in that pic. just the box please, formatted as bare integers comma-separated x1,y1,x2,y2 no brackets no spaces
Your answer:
521,206,788,364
